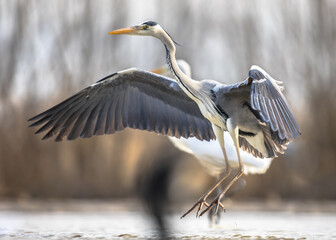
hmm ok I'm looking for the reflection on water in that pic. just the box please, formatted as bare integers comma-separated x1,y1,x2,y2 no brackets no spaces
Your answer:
0,200,335,239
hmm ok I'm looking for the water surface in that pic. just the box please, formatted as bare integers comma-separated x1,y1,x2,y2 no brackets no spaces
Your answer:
0,200,335,239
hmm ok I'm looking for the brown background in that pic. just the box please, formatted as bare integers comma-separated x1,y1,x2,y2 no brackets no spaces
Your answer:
0,0,335,202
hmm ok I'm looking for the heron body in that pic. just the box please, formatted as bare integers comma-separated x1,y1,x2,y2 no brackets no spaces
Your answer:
29,21,300,218
153,60,273,176
169,136,272,176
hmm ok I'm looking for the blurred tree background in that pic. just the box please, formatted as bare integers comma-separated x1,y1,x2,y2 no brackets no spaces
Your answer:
0,0,335,202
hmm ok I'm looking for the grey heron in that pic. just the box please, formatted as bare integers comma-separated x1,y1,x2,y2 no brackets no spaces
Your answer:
153,60,274,225
28,21,301,218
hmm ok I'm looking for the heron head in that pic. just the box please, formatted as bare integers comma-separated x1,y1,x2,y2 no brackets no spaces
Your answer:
108,21,160,36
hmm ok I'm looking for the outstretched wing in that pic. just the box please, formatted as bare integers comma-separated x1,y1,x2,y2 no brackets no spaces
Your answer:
29,68,215,141
248,65,301,142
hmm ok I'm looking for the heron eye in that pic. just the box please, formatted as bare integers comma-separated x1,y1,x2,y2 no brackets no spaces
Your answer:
143,25,149,30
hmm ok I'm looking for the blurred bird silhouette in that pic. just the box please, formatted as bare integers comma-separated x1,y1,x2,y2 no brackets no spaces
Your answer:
136,151,179,239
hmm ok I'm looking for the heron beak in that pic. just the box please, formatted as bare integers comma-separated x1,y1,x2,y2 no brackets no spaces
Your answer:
108,26,137,35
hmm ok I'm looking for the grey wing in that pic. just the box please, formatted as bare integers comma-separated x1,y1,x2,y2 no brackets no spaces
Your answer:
248,65,301,142
29,68,215,141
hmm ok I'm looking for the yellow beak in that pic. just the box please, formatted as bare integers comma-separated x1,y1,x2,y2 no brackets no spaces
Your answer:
108,27,137,35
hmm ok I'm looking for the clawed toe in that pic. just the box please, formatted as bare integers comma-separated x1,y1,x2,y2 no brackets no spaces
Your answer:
196,201,209,217
199,198,225,217
181,195,226,219
181,198,210,219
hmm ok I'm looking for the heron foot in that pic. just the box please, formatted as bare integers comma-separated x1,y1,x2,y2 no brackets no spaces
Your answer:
180,197,210,218
199,196,225,217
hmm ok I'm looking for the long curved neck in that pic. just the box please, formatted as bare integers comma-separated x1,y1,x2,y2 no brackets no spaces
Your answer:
158,31,201,102
156,29,225,128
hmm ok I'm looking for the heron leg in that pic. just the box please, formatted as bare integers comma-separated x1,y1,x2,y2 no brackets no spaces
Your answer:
200,119,244,217
181,125,231,218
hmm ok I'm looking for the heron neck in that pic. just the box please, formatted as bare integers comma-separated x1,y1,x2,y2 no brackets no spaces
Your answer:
159,31,225,127
161,35,201,102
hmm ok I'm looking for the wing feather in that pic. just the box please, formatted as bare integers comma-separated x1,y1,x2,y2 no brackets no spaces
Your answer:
29,68,214,141
81,102,101,138
249,65,300,143
94,101,108,135
68,104,93,140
